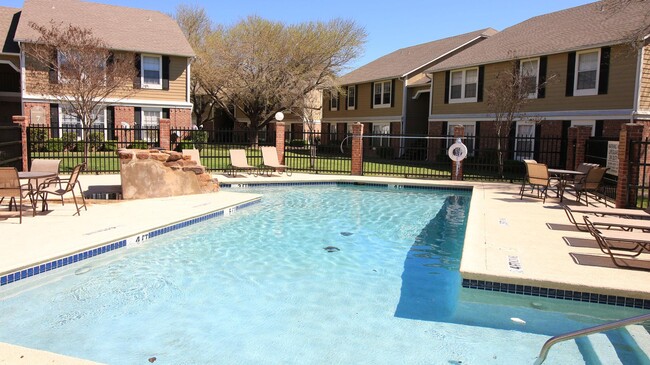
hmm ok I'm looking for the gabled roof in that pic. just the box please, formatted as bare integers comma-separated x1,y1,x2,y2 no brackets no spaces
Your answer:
338,28,497,85
0,7,20,54
14,0,194,57
429,1,650,72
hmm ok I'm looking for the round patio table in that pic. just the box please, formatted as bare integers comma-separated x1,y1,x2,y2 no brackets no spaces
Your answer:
18,171,57,211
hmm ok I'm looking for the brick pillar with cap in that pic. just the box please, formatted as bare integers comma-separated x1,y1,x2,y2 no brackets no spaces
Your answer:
158,118,170,149
13,115,28,171
616,123,644,208
275,122,286,164
351,122,364,176
451,125,465,181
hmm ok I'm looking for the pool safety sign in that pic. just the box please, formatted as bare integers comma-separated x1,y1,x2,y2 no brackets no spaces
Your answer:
606,141,619,176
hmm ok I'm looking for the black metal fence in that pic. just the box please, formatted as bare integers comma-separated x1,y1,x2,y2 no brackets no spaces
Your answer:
284,131,351,174
627,139,650,208
585,137,618,202
0,125,22,170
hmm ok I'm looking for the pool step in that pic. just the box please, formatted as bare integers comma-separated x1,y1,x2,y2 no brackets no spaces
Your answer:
623,325,650,364
574,325,650,365
586,333,623,365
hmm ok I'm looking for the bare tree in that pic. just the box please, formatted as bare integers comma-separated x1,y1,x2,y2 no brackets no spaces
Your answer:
23,22,137,164
178,11,365,144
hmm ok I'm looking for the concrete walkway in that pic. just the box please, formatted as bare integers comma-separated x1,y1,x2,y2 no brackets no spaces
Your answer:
1,172,649,363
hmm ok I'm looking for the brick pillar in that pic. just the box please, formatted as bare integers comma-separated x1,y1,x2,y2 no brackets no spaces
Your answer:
159,118,170,149
13,115,28,171
351,122,364,176
451,125,465,181
274,122,286,164
615,123,643,208
573,126,591,169
566,127,577,170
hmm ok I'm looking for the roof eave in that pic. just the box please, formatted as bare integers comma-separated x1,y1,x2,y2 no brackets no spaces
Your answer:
400,35,490,78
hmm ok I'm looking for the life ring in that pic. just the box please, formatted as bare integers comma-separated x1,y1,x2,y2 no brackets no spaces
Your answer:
448,142,468,162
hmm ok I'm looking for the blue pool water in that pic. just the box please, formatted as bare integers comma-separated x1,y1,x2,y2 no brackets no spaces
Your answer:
0,184,646,364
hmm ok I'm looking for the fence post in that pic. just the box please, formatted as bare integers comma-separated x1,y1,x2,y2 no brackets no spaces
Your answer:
615,123,643,208
274,122,286,164
351,122,364,176
451,125,465,181
566,127,577,170
159,118,170,150
574,126,591,169
12,115,28,171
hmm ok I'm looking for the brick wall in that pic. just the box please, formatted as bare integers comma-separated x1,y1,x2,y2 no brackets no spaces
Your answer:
170,108,192,128
114,106,135,128
23,102,50,126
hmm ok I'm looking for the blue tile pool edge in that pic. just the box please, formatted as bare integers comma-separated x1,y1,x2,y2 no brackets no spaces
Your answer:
221,181,472,193
462,278,650,310
0,198,261,288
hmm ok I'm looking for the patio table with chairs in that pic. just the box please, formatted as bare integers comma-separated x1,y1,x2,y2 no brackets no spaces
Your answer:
547,168,586,202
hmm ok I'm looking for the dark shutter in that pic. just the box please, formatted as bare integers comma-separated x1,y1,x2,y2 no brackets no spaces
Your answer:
370,82,374,109
595,120,604,137
441,121,448,137
566,52,576,97
533,124,542,162
134,107,141,140
390,79,395,107
444,71,450,104
162,56,170,91
598,47,610,95
560,120,570,166
354,85,358,108
107,106,115,140
538,56,547,98
48,50,58,84
162,108,170,119
133,53,141,89
508,122,516,160
477,66,485,102
50,103,59,138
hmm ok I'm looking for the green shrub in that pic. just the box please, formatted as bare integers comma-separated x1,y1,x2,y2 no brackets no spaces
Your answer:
128,140,148,149
179,141,194,150
87,132,105,152
46,138,63,152
289,139,307,147
103,140,118,151
29,128,48,152
61,132,78,152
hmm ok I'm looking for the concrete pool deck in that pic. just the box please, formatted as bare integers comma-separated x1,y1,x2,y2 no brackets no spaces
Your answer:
0,172,649,363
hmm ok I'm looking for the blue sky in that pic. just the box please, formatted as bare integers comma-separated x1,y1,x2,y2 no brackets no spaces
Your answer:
6,0,595,71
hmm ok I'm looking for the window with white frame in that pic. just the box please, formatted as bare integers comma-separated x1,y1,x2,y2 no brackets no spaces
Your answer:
514,121,536,161
373,80,391,108
141,108,161,142
570,120,596,136
446,122,475,155
141,55,162,89
449,68,478,103
347,86,356,110
329,123,337,135
574,49,600,96
60,106,106,140
371,122,390,147
330,91,338,111
520,58,539,98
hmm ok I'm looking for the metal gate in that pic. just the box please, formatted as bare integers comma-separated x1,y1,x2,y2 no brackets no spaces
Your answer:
0,125,22,169
585,137,618,203
627,138,650,208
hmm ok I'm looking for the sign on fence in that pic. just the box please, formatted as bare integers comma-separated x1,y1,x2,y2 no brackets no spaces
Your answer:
606,141,619,176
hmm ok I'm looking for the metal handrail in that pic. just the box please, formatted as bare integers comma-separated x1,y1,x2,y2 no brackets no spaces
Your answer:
535,312,650,364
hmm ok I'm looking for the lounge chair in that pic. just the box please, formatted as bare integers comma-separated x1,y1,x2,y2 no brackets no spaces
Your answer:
0,167,36,223
565,166,609,206
583,216,650,270
182,149,202,166
38,163,87,216
260,146,292,176
228,149,256,177
519,161,560,202
563,204,650,231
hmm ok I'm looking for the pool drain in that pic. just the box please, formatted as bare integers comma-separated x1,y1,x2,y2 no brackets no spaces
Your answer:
324,246,340,252
74,267,91,275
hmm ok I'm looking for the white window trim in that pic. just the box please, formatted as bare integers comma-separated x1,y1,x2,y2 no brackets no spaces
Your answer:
347,85,355,110
141,108,162,126
449,67,478,104
141,54,163,90
520,57,540,99
570,120,596,137
330,91,338,111
59,106,107,140
373,80,392,108
573,49,600,97
514,121,536,161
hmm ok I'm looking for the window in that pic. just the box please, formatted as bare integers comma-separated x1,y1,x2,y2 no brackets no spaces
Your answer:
371,123,390,147
141,55,162,89
449,68,478,103
446,122,475,155
330,91,338,111
60,106,106,140
570,120,596,137
347,86,356,110
520,58,539,98
141,108,161,142
373,80,391,108
514,122,535,161
574,50,599,96
329,123,337,134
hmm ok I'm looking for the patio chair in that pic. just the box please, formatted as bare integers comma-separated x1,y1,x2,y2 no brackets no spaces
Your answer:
583,216,650,271
563,204,650,232
519,162,560,202
566,166,609,206
30,159,62,204
182,149,202,167
38,163,87,216
0,167,35,223
260,146,292,177
228,149,256,177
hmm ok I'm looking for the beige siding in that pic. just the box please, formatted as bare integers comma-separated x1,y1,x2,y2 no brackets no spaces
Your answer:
322,79,404,119
640,45,650,111
431,44,637,116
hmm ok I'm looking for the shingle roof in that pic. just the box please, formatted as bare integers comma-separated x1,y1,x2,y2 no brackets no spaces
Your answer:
338,28,497,85
429,1,650,72
14,0,194,57
0,7,20,54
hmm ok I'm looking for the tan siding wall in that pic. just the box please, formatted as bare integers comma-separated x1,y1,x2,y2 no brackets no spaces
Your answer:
431,45,637,116
322,79,404,119
640,45,650,111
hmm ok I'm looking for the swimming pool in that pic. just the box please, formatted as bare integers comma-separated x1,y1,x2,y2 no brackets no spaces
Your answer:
0,184,647,364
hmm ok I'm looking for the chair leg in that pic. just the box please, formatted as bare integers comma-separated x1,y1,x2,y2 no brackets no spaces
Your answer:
77,181,87,212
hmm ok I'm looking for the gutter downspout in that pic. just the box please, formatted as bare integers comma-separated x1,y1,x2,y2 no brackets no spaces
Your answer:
18,41,25,115
401,76,408,156
632,44,644,124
